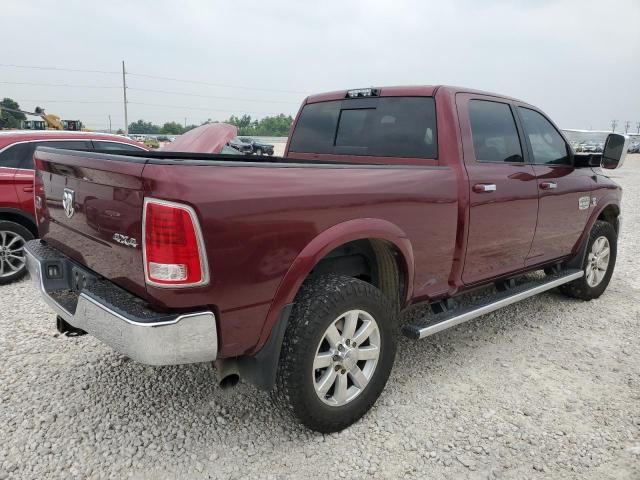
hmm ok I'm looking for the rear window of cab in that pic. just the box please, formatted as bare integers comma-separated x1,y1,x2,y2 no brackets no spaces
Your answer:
288,96,437,159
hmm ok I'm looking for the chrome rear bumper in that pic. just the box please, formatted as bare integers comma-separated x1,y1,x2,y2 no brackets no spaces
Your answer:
25,240,218,365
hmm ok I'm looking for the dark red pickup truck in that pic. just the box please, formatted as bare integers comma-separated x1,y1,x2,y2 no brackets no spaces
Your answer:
24,86,628,432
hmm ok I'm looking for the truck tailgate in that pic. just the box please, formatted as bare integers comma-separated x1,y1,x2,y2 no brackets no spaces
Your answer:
34,148,147,298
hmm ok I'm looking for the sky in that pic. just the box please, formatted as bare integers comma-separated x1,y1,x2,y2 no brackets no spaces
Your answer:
2,0,639,132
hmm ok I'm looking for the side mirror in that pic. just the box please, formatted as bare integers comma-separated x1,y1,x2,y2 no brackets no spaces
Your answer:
601,133,629,169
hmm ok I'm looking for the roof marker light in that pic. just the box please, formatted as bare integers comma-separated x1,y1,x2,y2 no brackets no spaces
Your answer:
346,88,380,98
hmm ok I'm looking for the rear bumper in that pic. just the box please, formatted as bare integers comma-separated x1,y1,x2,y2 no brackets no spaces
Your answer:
25,240,218,365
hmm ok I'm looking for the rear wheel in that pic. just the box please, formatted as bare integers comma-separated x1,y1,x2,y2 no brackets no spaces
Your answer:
559,220,617,300
274,275,397,432
0,221,34,285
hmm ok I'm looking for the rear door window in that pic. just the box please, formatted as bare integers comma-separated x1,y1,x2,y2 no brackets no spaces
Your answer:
468,100,523,163
289,97,437,158
39,140,93,151
0,143,37,169
1,140,97,170
92,141,145,151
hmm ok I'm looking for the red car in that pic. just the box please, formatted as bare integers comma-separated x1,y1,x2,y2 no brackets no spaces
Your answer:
0,131,146,284
25,86,627,431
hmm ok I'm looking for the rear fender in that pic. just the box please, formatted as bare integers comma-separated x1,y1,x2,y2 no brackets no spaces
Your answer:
252,218,414,355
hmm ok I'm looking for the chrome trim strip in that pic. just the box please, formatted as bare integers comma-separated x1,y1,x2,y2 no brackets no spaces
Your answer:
416,270,584,339
142,197,210,289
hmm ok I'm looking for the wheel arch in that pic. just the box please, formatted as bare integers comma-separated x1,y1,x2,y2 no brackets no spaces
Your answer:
596,203,620,233
568,199,620,269
255,218,414,354
0,208,38,238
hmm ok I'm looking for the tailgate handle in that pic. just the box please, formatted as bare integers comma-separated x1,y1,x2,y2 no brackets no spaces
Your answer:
22,186,34,193
473,183,497,193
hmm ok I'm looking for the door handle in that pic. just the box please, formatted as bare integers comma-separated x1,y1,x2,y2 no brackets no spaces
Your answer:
473,183,497,193
22,186,34,193
539,181,557,190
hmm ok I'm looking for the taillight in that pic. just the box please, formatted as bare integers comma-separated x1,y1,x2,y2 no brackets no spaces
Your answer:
143,198,209,287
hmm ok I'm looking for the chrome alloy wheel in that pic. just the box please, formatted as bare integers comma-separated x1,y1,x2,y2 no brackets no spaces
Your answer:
0,230,26,278
313,310,381,407
586,236,610,287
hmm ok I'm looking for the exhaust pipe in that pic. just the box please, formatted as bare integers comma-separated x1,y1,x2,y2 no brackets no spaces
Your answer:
56,316,87,337
214,359,240,390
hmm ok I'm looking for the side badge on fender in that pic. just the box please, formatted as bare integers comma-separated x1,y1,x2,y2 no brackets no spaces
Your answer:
578,196,590,210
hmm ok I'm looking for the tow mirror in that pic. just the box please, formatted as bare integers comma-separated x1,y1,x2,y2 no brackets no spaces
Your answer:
601,133,629,169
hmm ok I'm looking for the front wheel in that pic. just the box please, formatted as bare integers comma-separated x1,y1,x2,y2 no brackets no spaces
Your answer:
559,220,617,300
274,275,397,432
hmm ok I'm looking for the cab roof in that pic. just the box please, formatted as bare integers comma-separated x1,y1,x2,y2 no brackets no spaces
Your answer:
304,85,526,105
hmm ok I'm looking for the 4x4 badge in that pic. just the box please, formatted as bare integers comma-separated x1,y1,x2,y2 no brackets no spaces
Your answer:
62,188,75,218
113,233,138,248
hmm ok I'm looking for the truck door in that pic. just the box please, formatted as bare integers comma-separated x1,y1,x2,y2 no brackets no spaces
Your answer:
456,94,539,285
515,106,592,264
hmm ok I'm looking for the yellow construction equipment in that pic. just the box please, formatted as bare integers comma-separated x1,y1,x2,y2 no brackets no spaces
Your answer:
0,105,85,130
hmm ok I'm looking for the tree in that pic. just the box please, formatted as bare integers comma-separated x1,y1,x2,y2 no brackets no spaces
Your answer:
224,113,293,136
0,98,27,129
160,121,184,135
128,119,160,134
116,128,124,135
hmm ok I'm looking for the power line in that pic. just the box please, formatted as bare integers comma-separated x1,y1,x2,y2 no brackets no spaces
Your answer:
0,80,120,89
127,87,300,104
0,62,307,95
2,81,300,103
128,101,289,116
127,72,307,95
0,63,119,75
16,99,121,104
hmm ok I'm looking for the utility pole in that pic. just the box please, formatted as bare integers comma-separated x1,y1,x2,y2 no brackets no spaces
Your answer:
637,122,640,134
122,61,129,135
184,117,187,129
624,120,630,134
108,115,112,134
611,120,618,132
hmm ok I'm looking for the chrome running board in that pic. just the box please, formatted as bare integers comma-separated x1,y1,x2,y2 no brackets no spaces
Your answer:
402,269,583,340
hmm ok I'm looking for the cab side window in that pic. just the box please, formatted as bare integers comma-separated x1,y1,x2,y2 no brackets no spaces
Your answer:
468,100,523,163
518,107,570,166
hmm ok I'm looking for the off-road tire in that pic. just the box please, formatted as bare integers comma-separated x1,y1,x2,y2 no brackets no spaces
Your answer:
559,220,617,300
0,221,34,285
273,275,397,432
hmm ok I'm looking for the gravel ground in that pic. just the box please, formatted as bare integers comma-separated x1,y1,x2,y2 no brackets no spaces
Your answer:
1,156,639,480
